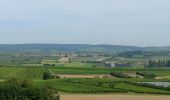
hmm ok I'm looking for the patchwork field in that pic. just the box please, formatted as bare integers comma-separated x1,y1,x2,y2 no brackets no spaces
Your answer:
1,66,170,94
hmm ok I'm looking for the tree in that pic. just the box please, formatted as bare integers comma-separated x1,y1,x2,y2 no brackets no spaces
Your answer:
42,71,54,80
166,60,170,67
146,59,170,68
41,85,59,100
0,78,60,100
92,65,96,68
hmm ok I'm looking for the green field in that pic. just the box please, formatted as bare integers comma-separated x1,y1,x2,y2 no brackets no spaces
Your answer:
0,67,46,79
32,78,170,94
0,66,170,94
1,66,170,78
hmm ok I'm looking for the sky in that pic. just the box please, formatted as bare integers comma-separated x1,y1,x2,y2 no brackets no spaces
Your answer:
0,0,170,46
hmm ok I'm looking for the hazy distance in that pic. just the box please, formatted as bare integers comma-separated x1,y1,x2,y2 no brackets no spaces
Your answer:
0,0,170,46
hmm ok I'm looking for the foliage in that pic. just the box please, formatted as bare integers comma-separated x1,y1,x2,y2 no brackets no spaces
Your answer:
0,78,60,100
119,51,143,58
136,72,156,79
110,72,132,78
42,71,55,80
146,59,170,68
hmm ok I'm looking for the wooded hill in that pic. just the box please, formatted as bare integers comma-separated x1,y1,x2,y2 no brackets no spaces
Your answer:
0,44,169,53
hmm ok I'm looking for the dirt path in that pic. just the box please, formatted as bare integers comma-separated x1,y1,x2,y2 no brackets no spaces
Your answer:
58,74,112,78
61,95,170,100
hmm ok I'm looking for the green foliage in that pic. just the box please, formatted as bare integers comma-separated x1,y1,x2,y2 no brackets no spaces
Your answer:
42,71,54,80
136,72,156,79
110,72,132,78
5,78,32,88
0,78,60,100
119,51,143,58
146,59,170,68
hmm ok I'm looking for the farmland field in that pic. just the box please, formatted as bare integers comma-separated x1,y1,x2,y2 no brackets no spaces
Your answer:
0,67,46,79
1,66,170,94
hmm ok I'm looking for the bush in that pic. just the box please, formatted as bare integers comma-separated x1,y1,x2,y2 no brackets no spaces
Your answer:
92,65,96,68
0,78,60,100
110,72,132,78
136,72,156,79
43,71,55,80
5,78,32,88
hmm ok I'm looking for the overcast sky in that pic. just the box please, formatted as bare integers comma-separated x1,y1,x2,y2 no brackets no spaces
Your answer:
0,0,170,46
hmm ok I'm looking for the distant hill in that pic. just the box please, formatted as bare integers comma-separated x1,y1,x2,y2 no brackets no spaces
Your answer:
0,44,169,53
79,45,141,53
143,46,170,52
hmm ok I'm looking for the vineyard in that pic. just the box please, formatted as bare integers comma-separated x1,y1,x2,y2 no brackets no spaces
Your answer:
1,66,170,94
0,67,46,79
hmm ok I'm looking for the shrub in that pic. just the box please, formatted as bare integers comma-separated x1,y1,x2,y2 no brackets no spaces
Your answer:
110,72,132,78
0,78,60,100
42,71,55,80
136,72,156,79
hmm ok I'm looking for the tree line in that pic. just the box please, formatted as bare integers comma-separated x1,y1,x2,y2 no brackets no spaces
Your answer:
145,59,170,68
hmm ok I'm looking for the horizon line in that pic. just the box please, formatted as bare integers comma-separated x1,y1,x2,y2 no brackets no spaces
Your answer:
0,43,169,48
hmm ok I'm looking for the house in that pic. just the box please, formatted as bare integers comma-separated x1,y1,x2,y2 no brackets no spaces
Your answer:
105,62,130,68
58,57,70,63
105,62,116,67
115,63,130,67
41,60,56,66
